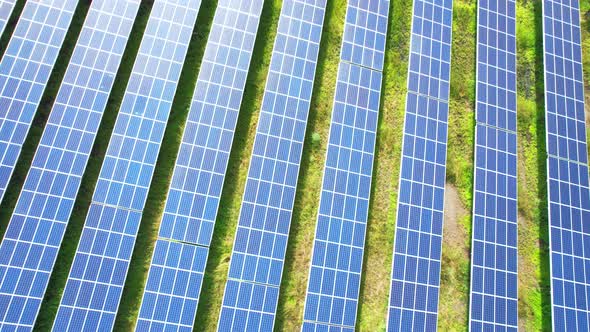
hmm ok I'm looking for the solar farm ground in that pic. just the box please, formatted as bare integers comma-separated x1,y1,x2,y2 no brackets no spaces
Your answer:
0,0,589,330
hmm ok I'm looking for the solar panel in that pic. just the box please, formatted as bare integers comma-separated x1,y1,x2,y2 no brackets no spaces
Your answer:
341,0,389,71
468,1,518,331
0,0,17,37
542,1,590,330
387,0,453,330
0,1,139,330
52,1,203,331
135,1,264,331
218,0,327,330
547,157,590,330
0,0,78,204
302,62,383,332
301,0,389,330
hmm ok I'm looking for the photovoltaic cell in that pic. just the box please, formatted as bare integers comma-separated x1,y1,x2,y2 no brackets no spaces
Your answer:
469,0,519,331
0,1,139,330
0,0,17,37
218,1,327,330
137,239,207,332
474,0,517,132
470,126,518,330
548,156,590,329
387,0,453,331
406,0,452,100
135,1,264,331
544,0,587,165
542,0,590,330
302,0,389,330
341,0,389,71
302,63,382,332
0,0,78,204
52,1,202,331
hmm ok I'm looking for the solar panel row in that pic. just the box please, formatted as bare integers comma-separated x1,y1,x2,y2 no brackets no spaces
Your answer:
0,0,138,330
53,1,202,331
387,0,453,330
218,0,327,330
0,0,17,38
468,0,519,331
0,0,587,331
542,0,590,331
302,63,382,332
136,1,264,331
302,0,389,330
0,0,78,204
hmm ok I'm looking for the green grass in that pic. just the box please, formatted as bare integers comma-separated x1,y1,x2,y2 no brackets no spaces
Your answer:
515,0,551,330
438,0,477,330
447,0,477,204
5,0,590,330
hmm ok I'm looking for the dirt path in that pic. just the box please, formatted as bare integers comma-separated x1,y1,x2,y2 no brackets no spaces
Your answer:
443,183,471,253
438,183,471,331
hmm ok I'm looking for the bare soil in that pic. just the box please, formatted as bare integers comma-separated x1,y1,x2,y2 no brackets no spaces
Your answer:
443,183,470,254
437,183,471,331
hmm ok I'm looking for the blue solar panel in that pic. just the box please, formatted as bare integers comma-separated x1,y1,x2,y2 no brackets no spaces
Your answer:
0,0,17,37
387,0,453,330
301,0,388,330
52,1,202,331
218,0,327,330
542,0,590,330
341,0,389,71
136,240,208,332
406,0,452,100
136,1,264,330
548,156,590,330
302,62,383,331
469,1,518,331
470,125,518,329
0,1,138,330
0,0,78,204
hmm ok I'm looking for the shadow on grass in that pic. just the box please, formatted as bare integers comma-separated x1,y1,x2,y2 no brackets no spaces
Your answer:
193,0,281,329
32,2,152,330
532,0,551,330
